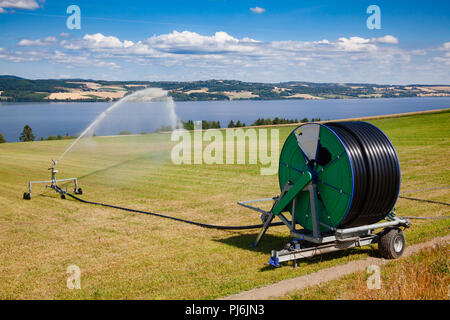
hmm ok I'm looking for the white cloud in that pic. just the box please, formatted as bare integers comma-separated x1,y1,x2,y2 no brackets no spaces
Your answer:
3,30,447,83
433,42,450,65
0,0,40,12
44,36,57,42
17,39,45,46
250,7,265,14
50,50,120,69
17,36,57,46
373,35,399,44
336,37,375,51
333,35,398,52
16,31,395,61
145,30,259,54
0,49,43,62
82,33,124,49
62,33,135,50
440,42,450,51
22,32,410,70
411,49,426,55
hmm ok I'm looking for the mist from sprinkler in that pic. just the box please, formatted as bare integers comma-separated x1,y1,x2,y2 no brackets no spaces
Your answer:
24,87,180,200
57,87,179,163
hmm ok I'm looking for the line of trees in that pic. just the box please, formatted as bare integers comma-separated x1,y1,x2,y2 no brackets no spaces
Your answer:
181,120,222,130
6,118,323,143
15,125,76,142
233,117,321,127
180,117,321,130
227,120,246,128
41,133,76,140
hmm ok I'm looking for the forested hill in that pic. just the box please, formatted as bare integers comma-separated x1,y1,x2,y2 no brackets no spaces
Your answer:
0,76,449,102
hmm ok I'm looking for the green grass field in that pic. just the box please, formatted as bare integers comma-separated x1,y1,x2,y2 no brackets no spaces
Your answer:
0,110,449,299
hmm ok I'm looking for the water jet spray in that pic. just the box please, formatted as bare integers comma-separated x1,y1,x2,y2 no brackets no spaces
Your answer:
23,87,178,200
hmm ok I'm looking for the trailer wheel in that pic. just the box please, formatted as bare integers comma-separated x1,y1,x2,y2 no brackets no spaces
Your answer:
23,192,31,200
378,228,405,259
60,194,66,200
75,188,83,195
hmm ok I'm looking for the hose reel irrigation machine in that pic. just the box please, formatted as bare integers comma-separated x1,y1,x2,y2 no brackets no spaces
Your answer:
22,120,411,268
239,121,411,267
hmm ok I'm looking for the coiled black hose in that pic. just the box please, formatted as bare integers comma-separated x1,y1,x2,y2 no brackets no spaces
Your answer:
325,121,401,227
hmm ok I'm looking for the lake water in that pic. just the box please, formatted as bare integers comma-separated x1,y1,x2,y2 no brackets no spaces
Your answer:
0,97,449,142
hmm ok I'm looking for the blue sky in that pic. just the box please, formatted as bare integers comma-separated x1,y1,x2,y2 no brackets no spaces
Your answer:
0,0,449,83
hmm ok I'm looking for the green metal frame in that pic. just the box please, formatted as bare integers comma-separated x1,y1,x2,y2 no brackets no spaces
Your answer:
278,124,353,232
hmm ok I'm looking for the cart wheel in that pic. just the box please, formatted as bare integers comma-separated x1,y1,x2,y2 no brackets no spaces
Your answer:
378,228,405,259
284,241,297,251
23,192,31,200
60,194,66,200
75,188,83,195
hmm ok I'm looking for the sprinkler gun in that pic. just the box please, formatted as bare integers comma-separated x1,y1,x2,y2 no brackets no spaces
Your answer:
23,160,83,200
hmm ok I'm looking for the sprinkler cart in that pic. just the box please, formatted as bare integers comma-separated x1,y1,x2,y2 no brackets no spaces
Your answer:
23,160,82,200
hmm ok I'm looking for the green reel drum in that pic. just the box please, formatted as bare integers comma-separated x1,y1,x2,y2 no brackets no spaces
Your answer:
278,122,401,231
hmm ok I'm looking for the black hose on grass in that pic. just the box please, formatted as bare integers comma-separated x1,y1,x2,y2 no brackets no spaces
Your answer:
62,189,284,230
57,177,450,230
401,216,450,220
398,195,450,207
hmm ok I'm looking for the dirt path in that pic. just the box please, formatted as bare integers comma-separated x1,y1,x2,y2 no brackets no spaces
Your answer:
222,234,450,300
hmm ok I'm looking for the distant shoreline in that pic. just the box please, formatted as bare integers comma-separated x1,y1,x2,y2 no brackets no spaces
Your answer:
2,95,450,104
1,76,449,103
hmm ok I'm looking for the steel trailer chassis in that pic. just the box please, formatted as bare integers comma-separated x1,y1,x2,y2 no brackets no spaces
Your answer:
238,181,411,268
23,160,82,200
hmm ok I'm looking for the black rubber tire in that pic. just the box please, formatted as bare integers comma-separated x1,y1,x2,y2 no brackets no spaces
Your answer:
60,194,66,200
75,188,83,195
378,228,405,259
23,192,31,200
